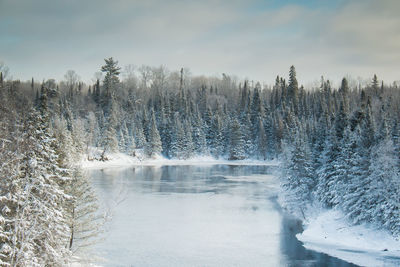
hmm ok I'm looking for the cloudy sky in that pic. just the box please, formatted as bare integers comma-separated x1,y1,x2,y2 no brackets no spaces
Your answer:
1,0,399,85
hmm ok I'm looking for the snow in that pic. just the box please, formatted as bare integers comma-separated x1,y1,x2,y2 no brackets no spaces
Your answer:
69,257,101,267
297,209,400,267
80,148,279,169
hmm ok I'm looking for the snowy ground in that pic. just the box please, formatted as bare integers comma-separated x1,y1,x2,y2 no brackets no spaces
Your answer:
80,149,279,169
297,209,400,267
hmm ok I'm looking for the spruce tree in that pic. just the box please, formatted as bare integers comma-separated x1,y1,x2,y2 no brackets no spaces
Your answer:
372,74,379,95
100,98,119,159
101,57,120,95
282,127,314,218
10,109,71,266
146,110,162,158
256,117,267,159
229,118,245,160
339,77,349,113
369,133,400,235
64,168,102,254
288,65,299,114
191,109,207,155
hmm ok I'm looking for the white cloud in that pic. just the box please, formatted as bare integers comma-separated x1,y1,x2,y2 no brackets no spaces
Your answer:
0,0,399,85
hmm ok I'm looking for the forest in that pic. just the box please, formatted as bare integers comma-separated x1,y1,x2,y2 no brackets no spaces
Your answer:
0,58,399,265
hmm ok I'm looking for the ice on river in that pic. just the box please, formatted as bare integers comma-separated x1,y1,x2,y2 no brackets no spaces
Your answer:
89,165,355,267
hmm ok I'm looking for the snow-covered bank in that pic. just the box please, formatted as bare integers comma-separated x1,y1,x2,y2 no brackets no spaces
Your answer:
297,209,400,267
80,150,279,169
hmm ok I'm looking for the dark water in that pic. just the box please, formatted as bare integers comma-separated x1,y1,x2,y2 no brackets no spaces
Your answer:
90,165,358,267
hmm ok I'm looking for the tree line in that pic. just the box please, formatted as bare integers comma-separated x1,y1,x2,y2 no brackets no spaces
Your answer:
0,58,399,264
281,72,400,237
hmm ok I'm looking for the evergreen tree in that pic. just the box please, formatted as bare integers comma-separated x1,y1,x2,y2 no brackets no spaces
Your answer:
288,65,299,114
134,123,147,150
191,109,207,155
11,109,70,266
101,57,121,107
369,133,400,235
182,119,194,159
281,127,314,218
250,87,262,129
170,113,185,159
209,114,224,158
334,99,348,140
256,117,267,159
338,78,349,113
229,118,245,160
100,98,119,159
316,131,340,207
372,74,379,95
145,110,162,157
64,168,102,254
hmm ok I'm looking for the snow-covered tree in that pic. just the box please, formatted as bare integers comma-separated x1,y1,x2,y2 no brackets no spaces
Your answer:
229,118,245,160
100,99,119,159
8,108,70,266
281,127,314,218
64,168,102,254
101,57,121,99
145,110,162,158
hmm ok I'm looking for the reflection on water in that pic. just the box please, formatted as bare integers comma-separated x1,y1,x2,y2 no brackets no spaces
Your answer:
90,165,357,267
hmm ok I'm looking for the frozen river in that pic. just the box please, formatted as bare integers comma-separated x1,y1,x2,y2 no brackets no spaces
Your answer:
90,165,357,266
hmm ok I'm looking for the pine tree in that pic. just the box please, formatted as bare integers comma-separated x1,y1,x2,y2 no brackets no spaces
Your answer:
0,128,24,266
209,114,224,158
118,128,126,153
339,126,366,221
256,117,267,159
281,127,314,218
100,98,119,160
316,131,340,207
338,77,349,113
250,87,262,130
334,99,348,140
9,108,71,266
191,109,207,155
372,74,379,96
53,117,75,165
369,133,400,235
330,126,354,206
240,111,253,156
121,122,136,155
229,118,245,160
86,111,100,153
160,116,173,158
288,65,299,114
145,110,162,158
101,57,121,100
170,114,185,159
53,116,102,262
182,119,194,159
134,123,147,150
64,168,102,255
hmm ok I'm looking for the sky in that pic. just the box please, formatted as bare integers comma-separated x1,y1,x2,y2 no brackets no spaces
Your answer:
1,0,399,86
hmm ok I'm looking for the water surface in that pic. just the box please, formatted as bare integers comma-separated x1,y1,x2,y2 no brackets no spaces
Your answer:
90,165,357,267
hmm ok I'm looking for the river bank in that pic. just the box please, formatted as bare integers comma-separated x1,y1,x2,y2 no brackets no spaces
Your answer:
79,148,279,169
295,209,400,267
